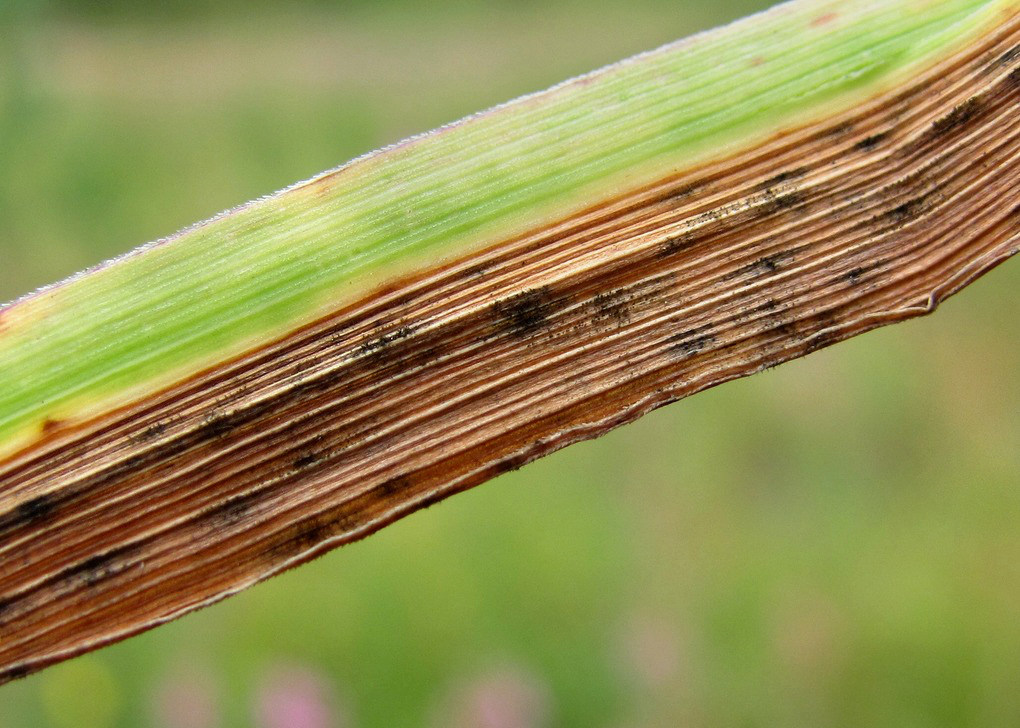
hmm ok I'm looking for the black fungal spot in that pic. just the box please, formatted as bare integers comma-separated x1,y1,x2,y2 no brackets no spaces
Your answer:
300,520,331,545
275,513,352,558
931,98,983,136
816,121,853,140
494,453,528,474
760,167,808,190
996,44,1020,68
700,207,724,224
376,476,411,496
842,259,886,286
752,299,779,313
803,312,842,353
123,455,146,472
658,232,697,258
668,327,716,358
142,422,167,440
283,520,330,555
357,326,415,357
62,548,133,587
412,489,450,512
492,287,559,338
290,436,328,471
131,421,168,444
292,452,321,470
591,291,631,326
755,256,782,274
664,182,701,201
3,665,30,681
768,191,807,213
765,321,795,338
755,189,808,218
806,330,839,354
205,491,263,526
854,132,889,152
293,367,344,397
196,399,276,443
15,493,56,527
844,267,866,285
653,177,709,205
735,251,795,278
199,411,238,440
882,196,928,225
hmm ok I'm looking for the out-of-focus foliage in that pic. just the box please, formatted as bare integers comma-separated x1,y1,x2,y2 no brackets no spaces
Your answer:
2,1,1018,726
7,0,769,20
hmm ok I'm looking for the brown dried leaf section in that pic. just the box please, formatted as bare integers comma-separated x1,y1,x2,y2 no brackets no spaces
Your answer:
2,22,1020,683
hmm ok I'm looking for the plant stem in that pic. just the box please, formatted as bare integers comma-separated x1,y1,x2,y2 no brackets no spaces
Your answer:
1,0,1019,681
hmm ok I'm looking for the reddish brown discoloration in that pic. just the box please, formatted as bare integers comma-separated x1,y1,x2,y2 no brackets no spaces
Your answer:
39,418,65,437
304,170,343,199
811,12,839,28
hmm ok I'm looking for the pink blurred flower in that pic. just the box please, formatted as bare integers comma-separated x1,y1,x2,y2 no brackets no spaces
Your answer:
255,663,347,728
435,664,552,728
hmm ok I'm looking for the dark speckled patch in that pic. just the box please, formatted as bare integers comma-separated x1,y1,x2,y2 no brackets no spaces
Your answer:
491,287,563,338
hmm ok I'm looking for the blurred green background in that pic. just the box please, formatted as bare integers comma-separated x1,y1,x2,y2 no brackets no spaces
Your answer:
2,1,1019,726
